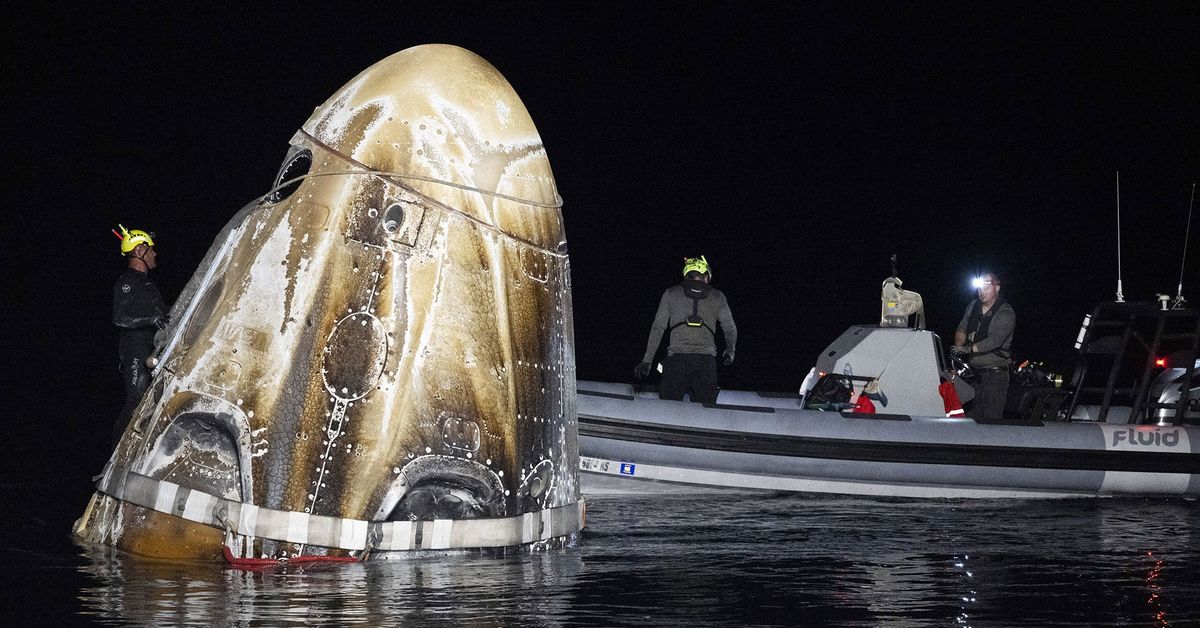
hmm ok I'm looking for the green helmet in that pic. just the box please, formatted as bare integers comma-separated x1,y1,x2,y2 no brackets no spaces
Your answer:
682,255,710,278
115,224,156,255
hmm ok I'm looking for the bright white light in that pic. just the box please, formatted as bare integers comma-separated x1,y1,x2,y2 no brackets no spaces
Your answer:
971,277,985,289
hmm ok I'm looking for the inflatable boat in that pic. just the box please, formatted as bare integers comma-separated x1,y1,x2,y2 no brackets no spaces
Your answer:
579,293,1200,498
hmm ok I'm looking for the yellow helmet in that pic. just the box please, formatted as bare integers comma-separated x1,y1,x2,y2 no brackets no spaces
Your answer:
115,224,156,255
682,255,711,278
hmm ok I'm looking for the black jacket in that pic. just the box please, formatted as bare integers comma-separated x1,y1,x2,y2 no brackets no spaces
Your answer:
113,268,167,359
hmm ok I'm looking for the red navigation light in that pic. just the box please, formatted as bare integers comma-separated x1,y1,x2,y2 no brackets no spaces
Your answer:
1154,357,1168,368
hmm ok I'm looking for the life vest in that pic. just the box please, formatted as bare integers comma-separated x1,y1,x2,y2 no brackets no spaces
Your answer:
965,298,1011,360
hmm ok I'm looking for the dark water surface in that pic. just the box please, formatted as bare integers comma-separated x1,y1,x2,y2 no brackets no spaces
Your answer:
4,477,1199,626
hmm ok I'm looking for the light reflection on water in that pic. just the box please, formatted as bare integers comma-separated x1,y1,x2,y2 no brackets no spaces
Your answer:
20,485,1200,626
78,546,586,626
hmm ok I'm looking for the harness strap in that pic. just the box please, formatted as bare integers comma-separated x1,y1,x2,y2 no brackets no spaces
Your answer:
95,463,585,553
668,321,716,336
668,297,716,336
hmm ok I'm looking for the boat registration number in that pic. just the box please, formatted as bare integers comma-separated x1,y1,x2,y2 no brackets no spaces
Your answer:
580,457,637,476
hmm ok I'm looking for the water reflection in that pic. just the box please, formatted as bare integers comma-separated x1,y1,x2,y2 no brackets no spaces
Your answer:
58,493,1200,626
1098,501,1199,628
951,553,976,627
78,546,585,625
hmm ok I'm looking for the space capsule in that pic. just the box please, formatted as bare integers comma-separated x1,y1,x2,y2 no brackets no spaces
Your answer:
75,44,583,561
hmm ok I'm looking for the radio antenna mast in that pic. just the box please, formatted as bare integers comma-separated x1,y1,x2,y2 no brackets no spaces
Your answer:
1175,182,1197,308
1115,171,1125,303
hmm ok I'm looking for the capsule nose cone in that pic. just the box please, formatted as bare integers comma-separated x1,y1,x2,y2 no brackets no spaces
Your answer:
302,44,559,225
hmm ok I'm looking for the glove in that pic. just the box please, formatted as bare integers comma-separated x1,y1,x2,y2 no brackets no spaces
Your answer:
950,345,969,356
154,313,172,330
633,362,652,378
722,350,735,366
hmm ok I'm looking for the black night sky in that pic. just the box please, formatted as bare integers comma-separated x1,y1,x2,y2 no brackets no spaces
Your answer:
4,4,1198,476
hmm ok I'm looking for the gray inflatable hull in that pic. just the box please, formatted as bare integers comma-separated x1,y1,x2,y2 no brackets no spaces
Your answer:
577,381,1200,498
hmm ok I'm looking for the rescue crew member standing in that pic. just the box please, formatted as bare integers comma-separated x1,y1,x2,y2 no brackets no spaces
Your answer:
953,272,1015,419
112,225,169,447
634,256,737,404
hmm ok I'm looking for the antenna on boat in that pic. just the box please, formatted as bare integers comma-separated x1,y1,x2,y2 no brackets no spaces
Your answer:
1115,171,1125,303
1173,183,1197,309
890,253,898,277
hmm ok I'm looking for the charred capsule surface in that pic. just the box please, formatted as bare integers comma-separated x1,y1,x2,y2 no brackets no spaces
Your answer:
76,45,582,560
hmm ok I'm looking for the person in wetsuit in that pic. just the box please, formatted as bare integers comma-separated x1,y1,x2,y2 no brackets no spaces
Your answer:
953,271,1015,419
634,255,737,404
112,225,169,447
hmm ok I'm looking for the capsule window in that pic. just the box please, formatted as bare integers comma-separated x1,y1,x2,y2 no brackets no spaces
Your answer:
382,203,404,234
265,148,312,204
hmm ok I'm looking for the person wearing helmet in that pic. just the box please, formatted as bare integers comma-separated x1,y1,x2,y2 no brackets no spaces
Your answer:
112,225,170,447
634,255,738,404
952,271,1015,419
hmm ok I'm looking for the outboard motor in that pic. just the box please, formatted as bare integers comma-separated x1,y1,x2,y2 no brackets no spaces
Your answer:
1147,358,1200,424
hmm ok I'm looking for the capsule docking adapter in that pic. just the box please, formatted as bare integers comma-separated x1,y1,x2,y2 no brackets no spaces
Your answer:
74,45,584,562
